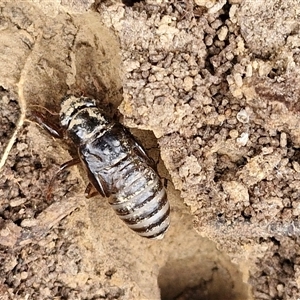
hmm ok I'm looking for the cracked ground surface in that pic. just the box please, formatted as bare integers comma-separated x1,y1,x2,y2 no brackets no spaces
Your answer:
0,0,300,299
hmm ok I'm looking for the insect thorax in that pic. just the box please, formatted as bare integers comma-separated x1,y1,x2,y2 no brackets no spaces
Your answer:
60,96,111,145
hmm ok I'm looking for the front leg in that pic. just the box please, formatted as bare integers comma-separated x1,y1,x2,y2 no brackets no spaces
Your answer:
31,110,64,139
31,109,82,200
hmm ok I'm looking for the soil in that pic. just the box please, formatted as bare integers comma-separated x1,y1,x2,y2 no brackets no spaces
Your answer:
0,0,299,299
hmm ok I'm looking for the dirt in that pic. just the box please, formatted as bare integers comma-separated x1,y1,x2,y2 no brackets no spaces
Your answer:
0,0,299,299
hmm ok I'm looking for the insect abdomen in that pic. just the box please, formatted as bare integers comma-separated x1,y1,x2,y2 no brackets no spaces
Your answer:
109,156,170,239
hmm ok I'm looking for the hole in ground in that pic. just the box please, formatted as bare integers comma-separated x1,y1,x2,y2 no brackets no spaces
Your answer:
158,256,241,300
122,0,143,7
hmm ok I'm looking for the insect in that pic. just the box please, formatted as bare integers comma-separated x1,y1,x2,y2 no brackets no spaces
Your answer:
32,95,170,239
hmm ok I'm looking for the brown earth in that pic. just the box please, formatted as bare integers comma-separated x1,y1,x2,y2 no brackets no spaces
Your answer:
0,0,299,299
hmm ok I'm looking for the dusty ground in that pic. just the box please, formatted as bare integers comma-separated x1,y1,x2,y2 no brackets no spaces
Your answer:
0,0,299,299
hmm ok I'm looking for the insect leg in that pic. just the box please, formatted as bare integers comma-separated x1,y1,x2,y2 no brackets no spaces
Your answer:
84,167,111,198
78,148,112,198
85,183,99,198
31,110,64,139
47,158,81,200
119,127,155,167
132,140,157,170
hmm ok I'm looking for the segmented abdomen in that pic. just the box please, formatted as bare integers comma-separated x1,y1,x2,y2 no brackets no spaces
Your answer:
109,156,170,239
